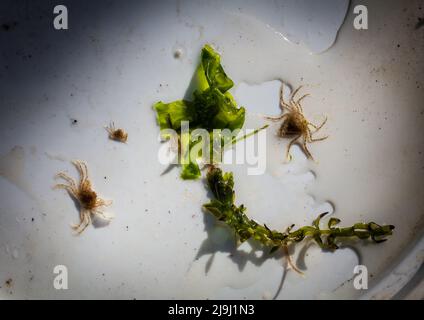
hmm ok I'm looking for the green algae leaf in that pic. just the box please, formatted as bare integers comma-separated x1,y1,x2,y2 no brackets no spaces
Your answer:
153,44,247,179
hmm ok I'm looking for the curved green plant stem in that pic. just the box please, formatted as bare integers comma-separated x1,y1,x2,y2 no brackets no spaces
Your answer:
203,167,394,252
230,124,269,145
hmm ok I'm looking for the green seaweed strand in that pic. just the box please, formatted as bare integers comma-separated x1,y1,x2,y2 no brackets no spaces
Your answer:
203,167,394,253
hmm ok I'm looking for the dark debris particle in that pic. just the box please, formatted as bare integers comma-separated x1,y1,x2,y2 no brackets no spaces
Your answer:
31,217,34,222
416,17,424,30
5,279,12,288
173,49,182,59
71,119,78,125
2,22,17,31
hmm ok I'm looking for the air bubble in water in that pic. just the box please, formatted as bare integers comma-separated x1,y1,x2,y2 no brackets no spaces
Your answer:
12,248,19,259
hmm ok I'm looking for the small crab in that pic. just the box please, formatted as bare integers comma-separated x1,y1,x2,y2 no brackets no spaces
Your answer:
54,160,112,234
105,122,128,143
266,85,328,161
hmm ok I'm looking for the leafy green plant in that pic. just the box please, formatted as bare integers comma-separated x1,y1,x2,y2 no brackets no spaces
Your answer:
204,166,394,252
153,45,247,179
152,44,395,266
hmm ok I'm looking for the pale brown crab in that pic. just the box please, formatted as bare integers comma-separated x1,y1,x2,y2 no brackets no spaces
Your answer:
54,160,112,234
266,85,328,161
105,122,128,143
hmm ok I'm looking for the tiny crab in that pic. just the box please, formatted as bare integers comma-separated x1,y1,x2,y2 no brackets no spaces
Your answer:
105,122,128,143
266,85,328,161
54,160,112,234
